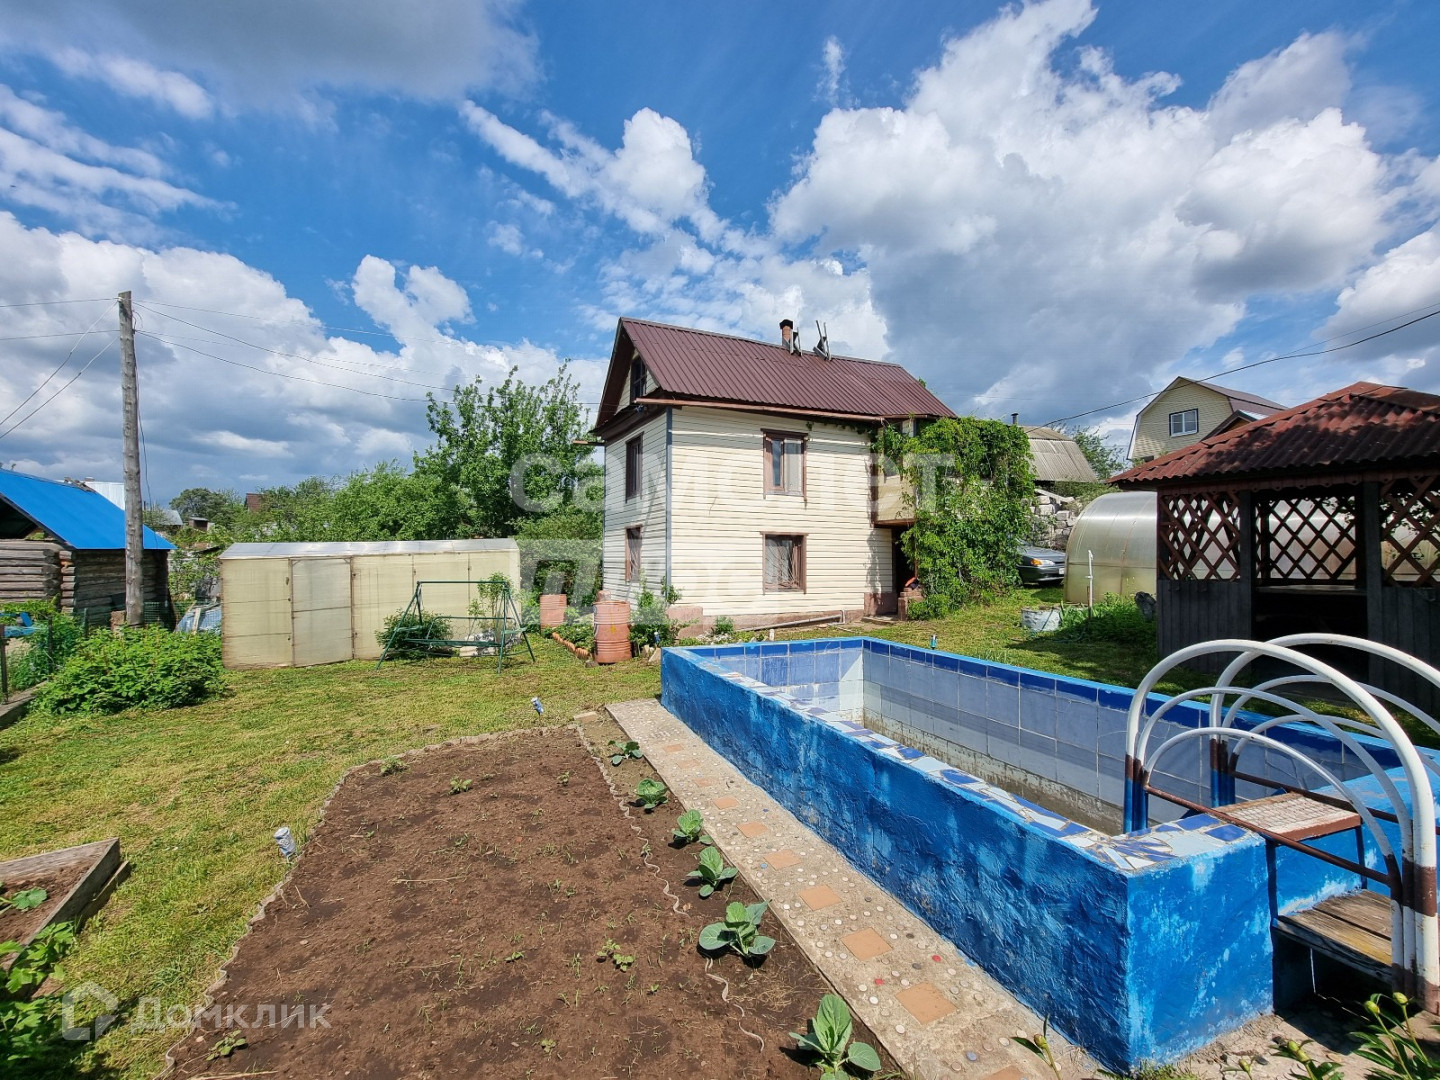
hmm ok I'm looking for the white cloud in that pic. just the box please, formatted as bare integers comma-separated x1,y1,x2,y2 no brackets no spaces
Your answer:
0,83,212,235
463,104,721,241
765,0,1433,420
819,36,845,105
488,222,525,256
0,0,536,112
0,213,603,495
52,49,213,118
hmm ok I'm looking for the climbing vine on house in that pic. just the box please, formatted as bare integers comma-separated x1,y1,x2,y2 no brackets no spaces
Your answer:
875,418,1035,616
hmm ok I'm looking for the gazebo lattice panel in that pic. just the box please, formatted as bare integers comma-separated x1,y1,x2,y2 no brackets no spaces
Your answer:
1255,493,1358,586
1158,492,1241,581
1381,474,1440,586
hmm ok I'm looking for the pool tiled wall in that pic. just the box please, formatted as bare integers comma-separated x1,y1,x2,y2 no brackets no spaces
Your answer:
661,638,1397,1069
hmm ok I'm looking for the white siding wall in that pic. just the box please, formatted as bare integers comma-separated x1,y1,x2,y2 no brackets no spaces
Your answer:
668,407,891,618
601,409,669,601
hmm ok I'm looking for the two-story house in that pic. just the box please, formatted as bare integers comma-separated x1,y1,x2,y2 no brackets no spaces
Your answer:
593,317,954,627
1129,377,1284,464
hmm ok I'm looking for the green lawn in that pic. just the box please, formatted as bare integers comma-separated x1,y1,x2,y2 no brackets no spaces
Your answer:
0,592,1218,1077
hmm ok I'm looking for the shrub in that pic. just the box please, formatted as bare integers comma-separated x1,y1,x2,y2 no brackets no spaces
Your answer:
630,578,681,650
1055,593,1154,647
34,628,225,715
2,603,82,691
376,610,453,658
711,616,735,638
552,614,595,650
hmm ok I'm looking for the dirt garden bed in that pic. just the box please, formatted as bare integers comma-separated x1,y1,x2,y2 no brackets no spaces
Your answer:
164,719,894,1078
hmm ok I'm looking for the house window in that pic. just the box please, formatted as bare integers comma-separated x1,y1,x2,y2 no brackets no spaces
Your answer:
625,436,642,500
1169,409,1200,437
763,431,805,495
625,526,643,582
763,534,805,592
630,358,646,404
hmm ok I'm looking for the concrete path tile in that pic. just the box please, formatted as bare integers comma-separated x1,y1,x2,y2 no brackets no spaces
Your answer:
713,796,740,809
737,821,769,838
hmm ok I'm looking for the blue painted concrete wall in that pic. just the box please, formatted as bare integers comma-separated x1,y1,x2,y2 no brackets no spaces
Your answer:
661,639,1425,1069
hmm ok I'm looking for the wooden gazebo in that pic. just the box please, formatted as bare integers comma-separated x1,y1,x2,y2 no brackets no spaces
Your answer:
1114,382,1440,714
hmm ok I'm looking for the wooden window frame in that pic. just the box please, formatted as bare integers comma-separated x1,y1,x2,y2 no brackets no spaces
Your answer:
762,430,807,497
630,358,646,405
1169,408,1200,438
625,525,643,582
625,435,643,501
762,533,807,593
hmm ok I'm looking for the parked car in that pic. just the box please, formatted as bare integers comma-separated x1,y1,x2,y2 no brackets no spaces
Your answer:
1018,545,1066,585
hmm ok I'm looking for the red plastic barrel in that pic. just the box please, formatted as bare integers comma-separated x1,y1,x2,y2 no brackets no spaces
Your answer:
593,601,632,664
539,594,566,629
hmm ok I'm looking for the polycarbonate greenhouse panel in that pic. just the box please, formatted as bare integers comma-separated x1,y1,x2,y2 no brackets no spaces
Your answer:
219,540,520,668
290,557,352,667
220,555,292,669
1063,491,1158,606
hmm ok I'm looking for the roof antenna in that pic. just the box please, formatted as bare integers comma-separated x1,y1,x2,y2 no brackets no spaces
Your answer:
813,320,830,361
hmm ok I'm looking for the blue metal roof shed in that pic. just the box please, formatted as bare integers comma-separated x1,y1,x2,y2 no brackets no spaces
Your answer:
0,470,173,551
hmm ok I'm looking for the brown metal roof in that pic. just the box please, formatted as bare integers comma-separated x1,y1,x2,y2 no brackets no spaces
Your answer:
594,318,955,431
1192,378,1284,416
1113,382,1440,487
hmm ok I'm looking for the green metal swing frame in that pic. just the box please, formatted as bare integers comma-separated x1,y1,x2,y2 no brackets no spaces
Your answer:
376,579,534,672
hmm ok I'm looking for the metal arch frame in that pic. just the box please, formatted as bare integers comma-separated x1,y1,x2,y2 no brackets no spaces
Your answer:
1123,635,1439,1011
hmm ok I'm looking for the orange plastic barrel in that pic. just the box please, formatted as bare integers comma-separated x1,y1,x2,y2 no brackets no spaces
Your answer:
592,601,632,664
539,593,566,629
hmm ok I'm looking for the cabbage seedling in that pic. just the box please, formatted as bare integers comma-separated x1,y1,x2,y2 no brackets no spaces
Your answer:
790,993,882,1078
698,900,775,959
635,777,668,810
608,740,644,765
0,883,47,912
672,809,711,846
687,846,736,898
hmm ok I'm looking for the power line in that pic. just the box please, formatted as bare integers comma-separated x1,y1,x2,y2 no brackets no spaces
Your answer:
0,330,122,341
0,303,117,428
0,298,114,310
1044,304,1440,428
134,303,459,391
0,337,117,441
138,331,431,402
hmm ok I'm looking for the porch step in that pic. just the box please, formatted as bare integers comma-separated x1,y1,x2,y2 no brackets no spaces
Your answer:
1274,890,1392,983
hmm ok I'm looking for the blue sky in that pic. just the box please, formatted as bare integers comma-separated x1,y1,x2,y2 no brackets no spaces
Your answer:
1,0,1438,499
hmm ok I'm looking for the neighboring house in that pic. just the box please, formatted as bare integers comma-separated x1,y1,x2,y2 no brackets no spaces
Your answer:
0,469,173,624
592,318,954,626
1129,377,1283,464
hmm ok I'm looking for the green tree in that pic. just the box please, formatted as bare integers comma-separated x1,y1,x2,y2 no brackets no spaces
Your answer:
1061,424,1127,480
169,487,245,527
878,417,1035,616
416,364,599,537
327,462,463,541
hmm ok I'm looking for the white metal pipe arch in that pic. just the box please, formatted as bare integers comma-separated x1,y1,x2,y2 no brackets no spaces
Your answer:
1123,635,1440,1012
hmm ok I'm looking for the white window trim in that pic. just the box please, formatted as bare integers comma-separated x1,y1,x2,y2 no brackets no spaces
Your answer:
1169,408,1199,437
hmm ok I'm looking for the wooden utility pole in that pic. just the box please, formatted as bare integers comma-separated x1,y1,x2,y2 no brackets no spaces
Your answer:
118,290,143,627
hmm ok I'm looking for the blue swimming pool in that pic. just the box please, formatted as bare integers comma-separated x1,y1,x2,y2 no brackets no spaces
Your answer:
661,638,1413,1069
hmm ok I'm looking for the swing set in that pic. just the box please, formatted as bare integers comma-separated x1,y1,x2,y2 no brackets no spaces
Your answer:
376,579,534,672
